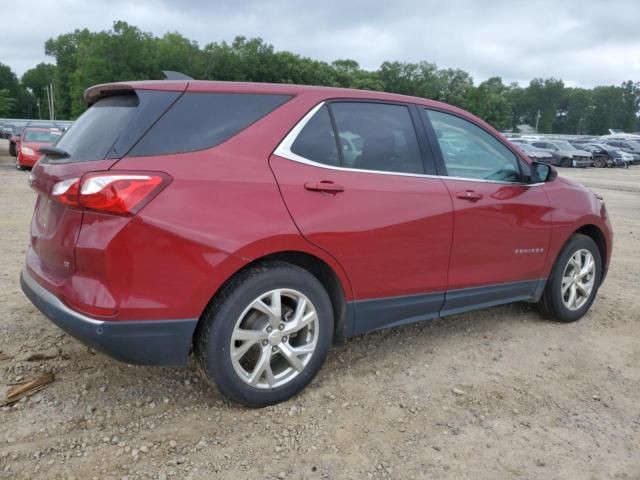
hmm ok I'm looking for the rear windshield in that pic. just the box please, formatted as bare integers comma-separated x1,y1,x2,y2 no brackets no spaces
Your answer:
129,92,292,156
53,95,139,162
48,90,180,163
23,130,62,143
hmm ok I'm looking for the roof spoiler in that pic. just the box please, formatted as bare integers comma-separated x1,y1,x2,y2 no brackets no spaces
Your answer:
162,70,193,81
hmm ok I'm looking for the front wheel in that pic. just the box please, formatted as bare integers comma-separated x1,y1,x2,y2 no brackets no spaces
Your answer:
15,153,24,170
593,156,607,168
195,262,334,407
537,234,602,323
561,157,572,168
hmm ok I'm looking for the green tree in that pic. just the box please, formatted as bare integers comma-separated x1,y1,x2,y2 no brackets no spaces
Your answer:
0,62,23,117
21,63,56,119
468,77,512,130
436,68,474,109
0,89,17,117
37,20,638,131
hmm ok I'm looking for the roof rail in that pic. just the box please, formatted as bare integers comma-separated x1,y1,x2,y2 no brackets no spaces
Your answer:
162,70,193,81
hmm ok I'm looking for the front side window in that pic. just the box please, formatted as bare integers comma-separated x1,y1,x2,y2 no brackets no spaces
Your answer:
330,102,423,174
425,109,522,182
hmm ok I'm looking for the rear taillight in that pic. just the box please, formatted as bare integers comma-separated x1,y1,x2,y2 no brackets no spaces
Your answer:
51,172,170,215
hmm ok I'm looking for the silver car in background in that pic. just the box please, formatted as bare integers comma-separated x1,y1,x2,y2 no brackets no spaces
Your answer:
529,140,593,168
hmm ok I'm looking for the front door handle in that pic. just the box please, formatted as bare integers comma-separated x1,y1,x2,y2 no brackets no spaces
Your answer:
456,190,483,201
304,181,345,194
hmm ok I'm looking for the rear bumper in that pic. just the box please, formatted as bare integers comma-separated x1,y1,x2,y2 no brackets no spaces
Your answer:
20,267,197,366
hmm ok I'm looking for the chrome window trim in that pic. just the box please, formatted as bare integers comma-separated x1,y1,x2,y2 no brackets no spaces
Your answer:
273,101,544,187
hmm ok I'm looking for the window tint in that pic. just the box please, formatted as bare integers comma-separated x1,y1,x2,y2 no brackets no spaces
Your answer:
426,109,522,182
131,93,291,156
290,106,339,166
330,102,423,174
54,95,140,162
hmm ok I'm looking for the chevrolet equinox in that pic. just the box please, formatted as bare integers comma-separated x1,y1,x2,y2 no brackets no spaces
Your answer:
21,80,613,407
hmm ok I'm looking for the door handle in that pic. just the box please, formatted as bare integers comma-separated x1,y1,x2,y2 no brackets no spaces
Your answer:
456,190,483,201
304,181,345,194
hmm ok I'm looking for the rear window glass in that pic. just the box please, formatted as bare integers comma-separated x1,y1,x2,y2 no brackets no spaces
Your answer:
46,91,181,163
23,130,62,143
130,93,292,156
54,95,140,162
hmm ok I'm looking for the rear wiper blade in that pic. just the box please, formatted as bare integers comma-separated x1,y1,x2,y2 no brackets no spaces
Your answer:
39,146,70,159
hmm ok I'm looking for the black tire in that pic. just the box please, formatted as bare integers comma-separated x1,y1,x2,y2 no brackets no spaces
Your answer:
561,157,572,168
594,156,607,168
195,261,334,407
537,234,602,323
9,142,16,157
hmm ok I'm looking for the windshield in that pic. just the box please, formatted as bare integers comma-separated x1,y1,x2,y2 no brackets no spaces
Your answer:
23,130,62,143
552,141,576,150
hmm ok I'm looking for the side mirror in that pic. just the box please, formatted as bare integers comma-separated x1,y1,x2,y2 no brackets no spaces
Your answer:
531,162,557,183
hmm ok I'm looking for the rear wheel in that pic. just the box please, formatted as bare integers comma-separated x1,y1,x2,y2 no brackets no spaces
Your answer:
195,262,334,407
9,142,16,156
537,234,601,323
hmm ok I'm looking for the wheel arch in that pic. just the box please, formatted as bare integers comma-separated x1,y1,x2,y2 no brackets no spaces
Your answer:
195,249,353,345
575,224,608,281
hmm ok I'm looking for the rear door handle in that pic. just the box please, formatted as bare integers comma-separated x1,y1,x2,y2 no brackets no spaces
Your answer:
456,190,483,201
304,181,345,194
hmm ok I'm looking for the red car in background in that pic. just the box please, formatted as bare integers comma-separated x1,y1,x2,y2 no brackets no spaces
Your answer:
20,80,613,407
16,127,62,169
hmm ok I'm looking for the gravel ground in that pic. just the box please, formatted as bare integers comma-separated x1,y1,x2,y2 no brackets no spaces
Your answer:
0,138,639,480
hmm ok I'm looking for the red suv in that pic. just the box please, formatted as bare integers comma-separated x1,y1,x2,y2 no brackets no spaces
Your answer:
21,80,612,406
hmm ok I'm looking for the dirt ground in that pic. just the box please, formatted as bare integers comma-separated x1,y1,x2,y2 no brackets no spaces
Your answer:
0,138,638,480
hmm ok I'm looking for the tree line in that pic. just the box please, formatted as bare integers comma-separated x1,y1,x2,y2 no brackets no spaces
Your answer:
1,21,638,134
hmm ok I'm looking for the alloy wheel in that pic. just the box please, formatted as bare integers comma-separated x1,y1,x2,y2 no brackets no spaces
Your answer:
230,289,319,389
561,249,596,311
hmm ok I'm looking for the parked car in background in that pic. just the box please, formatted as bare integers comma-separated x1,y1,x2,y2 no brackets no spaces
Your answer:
9,121,65,157
1,123,15,139
530,140,593,167
570,142,609,168
602,140,640,164
21,80,612,407
511,141,555,164
511,139,569,167
16,127,62,169
9,123,28,156
588,143,633,168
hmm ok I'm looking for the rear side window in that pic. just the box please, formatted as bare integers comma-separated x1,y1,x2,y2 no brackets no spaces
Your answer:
290,106,339,166
330,102,423,174
130,93,292,156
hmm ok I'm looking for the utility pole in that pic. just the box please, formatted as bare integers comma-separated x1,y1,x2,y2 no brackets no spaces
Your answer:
37,99,41,120
49,82,55,120
535,109,541,133
44,87,50,120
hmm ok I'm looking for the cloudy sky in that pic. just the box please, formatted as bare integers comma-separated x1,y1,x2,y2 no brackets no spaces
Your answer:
1,0,639,87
